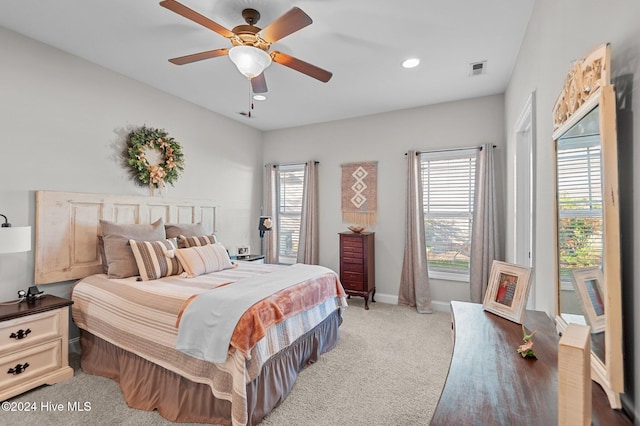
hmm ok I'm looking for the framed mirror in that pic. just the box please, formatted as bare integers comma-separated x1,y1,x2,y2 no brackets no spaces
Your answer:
552,44,624,408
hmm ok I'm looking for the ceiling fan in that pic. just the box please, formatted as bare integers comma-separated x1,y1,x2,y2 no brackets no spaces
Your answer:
159,0,333,94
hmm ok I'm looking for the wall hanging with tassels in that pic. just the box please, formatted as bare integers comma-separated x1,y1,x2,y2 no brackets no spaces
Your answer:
341,161,378,227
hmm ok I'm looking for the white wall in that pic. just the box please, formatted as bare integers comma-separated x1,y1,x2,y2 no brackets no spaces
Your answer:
504,0,640,417
263,94,506,307
0,28,264,306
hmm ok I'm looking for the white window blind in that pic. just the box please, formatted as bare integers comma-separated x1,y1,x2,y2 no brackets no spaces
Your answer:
556,135,603,287
420,149,476,277
276,164,305,264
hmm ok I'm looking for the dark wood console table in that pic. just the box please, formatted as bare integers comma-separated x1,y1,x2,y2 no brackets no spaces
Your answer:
431,301,631,426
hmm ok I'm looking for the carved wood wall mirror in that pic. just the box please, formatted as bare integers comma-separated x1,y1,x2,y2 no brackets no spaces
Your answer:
552,43,624,408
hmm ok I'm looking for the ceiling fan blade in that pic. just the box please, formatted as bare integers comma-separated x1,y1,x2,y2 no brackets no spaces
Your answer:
261,7,312,43
251,73,268,93
169,48,229,65
160,0,235,39
271,51,332,83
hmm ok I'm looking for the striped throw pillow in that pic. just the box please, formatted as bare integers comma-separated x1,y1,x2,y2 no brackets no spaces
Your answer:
179,234,217,248
129,238,183,281
175,243,233,277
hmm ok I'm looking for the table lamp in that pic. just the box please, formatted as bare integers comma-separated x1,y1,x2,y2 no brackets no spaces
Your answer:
0,214,31,254
258,216,272,255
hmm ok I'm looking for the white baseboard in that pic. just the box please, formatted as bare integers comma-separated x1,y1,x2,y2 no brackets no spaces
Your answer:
365,292,452,313
371,292,398,305
431,300,452,312
69,337,81,354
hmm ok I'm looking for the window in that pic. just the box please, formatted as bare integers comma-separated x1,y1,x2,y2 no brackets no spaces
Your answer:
420,149,476,279
276,164,305,264
556,134,603,289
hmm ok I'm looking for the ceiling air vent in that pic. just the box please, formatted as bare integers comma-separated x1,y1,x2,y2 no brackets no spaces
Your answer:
469,60,487,76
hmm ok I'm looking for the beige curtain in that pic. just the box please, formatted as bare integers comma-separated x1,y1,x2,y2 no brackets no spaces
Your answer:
263,164,278,264
470,144,501,302
398,150,432,313
297,161,319,264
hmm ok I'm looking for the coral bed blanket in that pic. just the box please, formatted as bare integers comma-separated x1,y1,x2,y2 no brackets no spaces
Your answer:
176,264,346,362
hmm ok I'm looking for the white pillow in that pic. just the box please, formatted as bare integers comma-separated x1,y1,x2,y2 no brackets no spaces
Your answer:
175,243,233,277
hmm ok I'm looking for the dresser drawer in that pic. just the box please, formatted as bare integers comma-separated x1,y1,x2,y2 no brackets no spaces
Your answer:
343,255,364,265
0,310,62,355
342,262,364,273
342,271,364,283
342,279,364,291
0,339,61,390
342,238,363,248
342,246,363,257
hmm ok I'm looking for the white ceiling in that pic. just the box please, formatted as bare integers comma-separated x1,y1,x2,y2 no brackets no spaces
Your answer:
0,0,534,131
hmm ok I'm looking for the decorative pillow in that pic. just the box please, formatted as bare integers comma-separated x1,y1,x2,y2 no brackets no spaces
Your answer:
129,238,183,281
98,235,108,274
175,243,233,278
100,218,166,279
179,234,218,248
165,222,207,239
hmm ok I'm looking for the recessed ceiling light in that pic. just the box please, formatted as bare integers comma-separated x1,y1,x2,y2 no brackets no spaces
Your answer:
402,58,420,69
253,94,266,101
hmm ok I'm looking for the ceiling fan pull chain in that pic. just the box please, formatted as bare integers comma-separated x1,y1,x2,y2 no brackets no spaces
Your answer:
248,79,255,118
246,79,251,118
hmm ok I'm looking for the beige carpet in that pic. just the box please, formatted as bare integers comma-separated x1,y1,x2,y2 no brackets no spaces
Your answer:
3,299,452,425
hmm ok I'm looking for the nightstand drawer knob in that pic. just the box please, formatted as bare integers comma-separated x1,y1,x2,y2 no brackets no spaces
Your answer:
7,362,30,375
9,328,31,340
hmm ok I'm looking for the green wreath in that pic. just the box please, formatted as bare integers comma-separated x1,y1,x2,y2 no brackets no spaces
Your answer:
126,126,184,189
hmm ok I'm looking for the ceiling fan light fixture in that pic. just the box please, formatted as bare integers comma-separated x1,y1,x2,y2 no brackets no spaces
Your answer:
402,58,420,69
229,46,272,79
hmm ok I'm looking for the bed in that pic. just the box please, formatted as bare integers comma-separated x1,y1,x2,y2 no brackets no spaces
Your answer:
35,191,347,426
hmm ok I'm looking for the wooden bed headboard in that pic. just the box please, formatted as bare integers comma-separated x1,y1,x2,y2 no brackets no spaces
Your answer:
35,190,217,284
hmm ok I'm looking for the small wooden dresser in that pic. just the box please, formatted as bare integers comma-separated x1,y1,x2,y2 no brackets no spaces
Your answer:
339,231,375,309
0,295,74,401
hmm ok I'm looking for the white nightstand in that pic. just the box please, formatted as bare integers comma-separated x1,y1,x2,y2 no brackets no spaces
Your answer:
231,254,265,264
0,295,74,401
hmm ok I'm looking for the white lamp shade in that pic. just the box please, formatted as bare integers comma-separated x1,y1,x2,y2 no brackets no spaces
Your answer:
228,46,272,79
0,226,31,254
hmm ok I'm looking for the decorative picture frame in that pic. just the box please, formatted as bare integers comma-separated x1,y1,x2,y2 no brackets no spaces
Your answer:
483,260,533,324
237,246,250,258
571,267,606,333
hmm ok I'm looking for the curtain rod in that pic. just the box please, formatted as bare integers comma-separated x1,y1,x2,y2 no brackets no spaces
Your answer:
265,161,320,168
404,144,496,156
